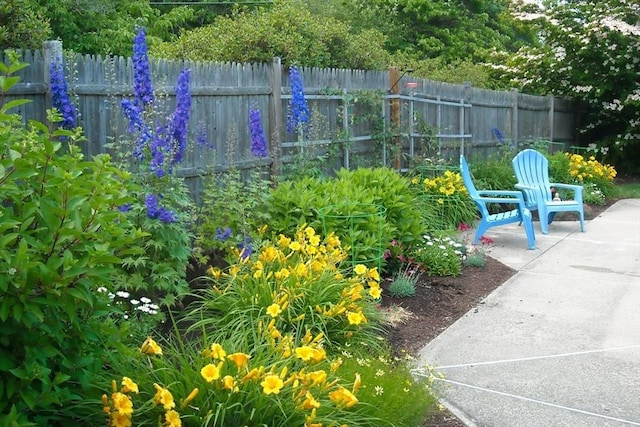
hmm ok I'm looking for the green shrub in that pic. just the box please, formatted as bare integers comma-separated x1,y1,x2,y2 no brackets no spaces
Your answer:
194,168,272,262
266,168,426,269
112,175,194,310
0,60,140,424
337,346,438,426
100,327,384,426
469,156,517,191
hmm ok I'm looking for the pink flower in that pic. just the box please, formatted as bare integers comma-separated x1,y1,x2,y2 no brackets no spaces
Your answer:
479,236,494,245
458,223,471,232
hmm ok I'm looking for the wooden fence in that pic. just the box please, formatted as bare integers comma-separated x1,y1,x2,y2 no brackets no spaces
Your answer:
2,41,578,199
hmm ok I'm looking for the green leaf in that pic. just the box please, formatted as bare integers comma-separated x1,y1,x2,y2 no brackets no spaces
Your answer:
0,99,32,112
0,76,20,92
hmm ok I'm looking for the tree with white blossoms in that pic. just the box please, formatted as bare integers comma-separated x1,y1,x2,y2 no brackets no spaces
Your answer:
494,0,640,171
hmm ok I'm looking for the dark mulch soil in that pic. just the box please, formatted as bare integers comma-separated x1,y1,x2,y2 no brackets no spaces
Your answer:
379,199,616,426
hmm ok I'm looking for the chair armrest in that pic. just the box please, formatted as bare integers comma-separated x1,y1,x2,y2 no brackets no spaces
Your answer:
514,183,538,191
550,183,583,203
476,189,527,206
550,183,583,192
477,190,525,197
476,196,523,205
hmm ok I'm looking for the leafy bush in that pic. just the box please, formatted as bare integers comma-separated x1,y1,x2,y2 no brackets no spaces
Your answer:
266,168,426,269
100,330,384,426
547,151,617,201
469,155,517,191
194,168,272,262
336,346,437,426
0,58,139,424
499,1,639,172
152,1,391,70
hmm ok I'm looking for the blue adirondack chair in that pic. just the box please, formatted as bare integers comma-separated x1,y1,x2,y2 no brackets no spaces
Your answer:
460,155,536,250
512,149,585,234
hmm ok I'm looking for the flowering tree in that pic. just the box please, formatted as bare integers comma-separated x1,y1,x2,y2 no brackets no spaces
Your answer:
496,0,640,169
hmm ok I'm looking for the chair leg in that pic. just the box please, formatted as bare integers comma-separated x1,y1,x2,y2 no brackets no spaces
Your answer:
579,210,586,232
474,221,489,245
548,211,557,225
539,207,550,234
522,210,536,250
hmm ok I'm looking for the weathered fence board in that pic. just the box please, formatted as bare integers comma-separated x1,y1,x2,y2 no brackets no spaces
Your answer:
2,43,579,199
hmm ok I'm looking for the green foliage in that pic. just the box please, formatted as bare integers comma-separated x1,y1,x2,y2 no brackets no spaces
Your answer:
465,250,486,268
0,59,139,424
195,168,272,261
392,54,498,89
8,0,195,55
188,226,384,352
266,168,425,269
113,175,194,309
469,154,517,191
413,170,479,231
152,0,391,69
0,0,51,50
371,0,533,62
497,0,640,171
336,346,437,426
547,151,617,202
100,327,384,426
409,235,465,277
388,269,418,298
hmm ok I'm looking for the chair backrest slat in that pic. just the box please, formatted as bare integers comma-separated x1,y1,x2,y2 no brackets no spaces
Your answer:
513,149,552,203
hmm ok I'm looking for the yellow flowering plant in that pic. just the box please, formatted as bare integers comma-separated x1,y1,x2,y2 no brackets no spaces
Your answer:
101,327,388,426
412,170,478,231
188,226,385,352
548,152,617,203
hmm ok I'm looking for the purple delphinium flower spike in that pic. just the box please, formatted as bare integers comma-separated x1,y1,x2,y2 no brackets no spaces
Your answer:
169,69,191,166
121,98,151,159
492,128,505,144
195,121,211,149
49,61,77,129
145,193,177,223
286,66,310,134
133,27,154,107
215,227,232,241
238,236,253,260
249,108,268,157
145,193,159,218
149,124,170,177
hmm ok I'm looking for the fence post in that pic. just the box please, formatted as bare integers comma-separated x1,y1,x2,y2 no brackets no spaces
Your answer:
462,82,472,157
269,57,283,178
42,40,63,110
511,88,519,147
389,66,401,169
548,95,555,143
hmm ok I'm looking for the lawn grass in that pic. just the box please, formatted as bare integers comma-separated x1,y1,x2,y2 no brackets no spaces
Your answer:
613,182,640,199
